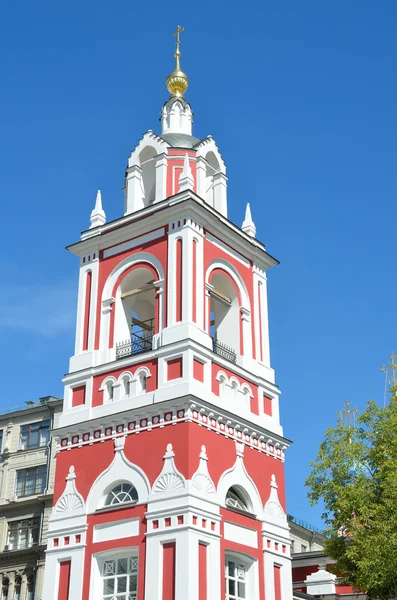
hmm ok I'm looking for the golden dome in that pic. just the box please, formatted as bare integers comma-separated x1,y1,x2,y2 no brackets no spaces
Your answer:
166,26,188,97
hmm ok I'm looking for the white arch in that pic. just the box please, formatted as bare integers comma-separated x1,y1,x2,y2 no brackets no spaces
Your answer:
195,137,226,175
206,259,252,358
128,132,168,168
206,259,250,311
99,252,165,351
217,452,263,519
86,448,150,514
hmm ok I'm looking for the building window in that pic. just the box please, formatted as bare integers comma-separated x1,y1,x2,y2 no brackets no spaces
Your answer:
226,486,250,512
225,560,246,600
26,576,34,600
14,577,21,600
20,420,50,450
102,556,138,599
105,484,138,506
1,578,9,600
291,540,295,553
15,465,47,497
0,430,3,452
7,518,40,550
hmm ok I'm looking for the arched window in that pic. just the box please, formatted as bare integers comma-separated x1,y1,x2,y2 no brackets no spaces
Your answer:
122,376,131,397
106,381,114,402
225,555,260,600
26,576,34,600
230,381,239,402
14,577,21,600
226,486,250,512
210,272,239,363
1,578,9,600
136,371,147,393
105,483,138,506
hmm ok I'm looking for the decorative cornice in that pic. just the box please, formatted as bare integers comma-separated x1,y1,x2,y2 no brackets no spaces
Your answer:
56,399,289,460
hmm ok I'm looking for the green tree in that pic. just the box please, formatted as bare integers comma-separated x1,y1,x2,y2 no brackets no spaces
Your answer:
306,394,397,600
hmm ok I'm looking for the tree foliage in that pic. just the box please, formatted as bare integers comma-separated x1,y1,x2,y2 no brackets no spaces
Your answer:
306,394,397,600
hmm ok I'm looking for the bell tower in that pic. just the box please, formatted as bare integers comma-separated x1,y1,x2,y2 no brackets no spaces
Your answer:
43,28,293,600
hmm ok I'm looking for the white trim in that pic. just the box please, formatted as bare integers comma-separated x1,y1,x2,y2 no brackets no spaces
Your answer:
86,448,150,514
103,228,165,259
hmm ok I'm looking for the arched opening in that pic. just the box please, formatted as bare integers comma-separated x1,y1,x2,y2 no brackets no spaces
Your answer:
230,380,239,403
136,371,147,393
105,483,138,506
1,578,9,600
26,576,34,600
209,271,239,363
205,151,220,208
122,376,131,397
139,146,157,206
14,577,21,600
226,486,251,513
115,266,156,359
106,380,114,402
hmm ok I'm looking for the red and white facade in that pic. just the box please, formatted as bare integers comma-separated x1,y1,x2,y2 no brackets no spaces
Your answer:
42,72,293,600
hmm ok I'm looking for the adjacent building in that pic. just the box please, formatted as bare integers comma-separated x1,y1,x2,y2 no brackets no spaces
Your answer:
0,396,62,600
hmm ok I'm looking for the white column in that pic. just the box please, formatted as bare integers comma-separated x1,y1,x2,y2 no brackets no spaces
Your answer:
196,157,207,201
175,531,199,600
125,165,144,214
253,267,270,367
155,154,167,203
212,172,228,217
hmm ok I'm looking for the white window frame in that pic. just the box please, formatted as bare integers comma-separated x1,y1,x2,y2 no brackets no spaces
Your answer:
225,552,259,600
89,547,139,600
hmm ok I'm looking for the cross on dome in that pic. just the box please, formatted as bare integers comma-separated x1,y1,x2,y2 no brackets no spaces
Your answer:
166,25,189,97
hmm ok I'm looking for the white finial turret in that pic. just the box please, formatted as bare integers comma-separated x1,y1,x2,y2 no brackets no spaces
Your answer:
242,202,256,237
90,190,106,229
178,153,194,192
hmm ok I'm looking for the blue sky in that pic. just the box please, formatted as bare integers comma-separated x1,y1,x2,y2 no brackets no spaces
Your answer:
1,1,396,527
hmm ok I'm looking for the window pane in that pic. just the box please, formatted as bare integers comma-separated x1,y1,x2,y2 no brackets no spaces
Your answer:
228,579,236,596
7,530,17,550
29,430,39,448
20,431,28,449
117,576,127,593
117,558,128,574
238,581,246,598
103,579,114,595
25,476,35,496
129,576,138,592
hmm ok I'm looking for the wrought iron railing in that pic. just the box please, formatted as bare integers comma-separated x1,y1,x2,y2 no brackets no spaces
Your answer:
116,318,154,359
212,336,237,364
287,514,323,534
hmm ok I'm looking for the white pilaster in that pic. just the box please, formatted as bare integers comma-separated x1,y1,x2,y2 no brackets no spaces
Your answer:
212,172,228,217
125,165,145,214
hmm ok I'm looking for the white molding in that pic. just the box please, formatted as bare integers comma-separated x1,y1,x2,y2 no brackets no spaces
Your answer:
103,227,165,259
85,447,150,514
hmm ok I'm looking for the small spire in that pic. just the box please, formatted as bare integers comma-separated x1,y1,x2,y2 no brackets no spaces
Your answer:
178,153,194,192
90,190,106,229
242,203,256,237
166,26,189,97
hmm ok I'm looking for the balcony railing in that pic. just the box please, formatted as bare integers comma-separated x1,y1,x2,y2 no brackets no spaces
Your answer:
212,336,237,364
116,318,154,360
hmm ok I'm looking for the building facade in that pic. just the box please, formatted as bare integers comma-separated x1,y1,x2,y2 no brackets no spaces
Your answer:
0,396,62,600
42,29,293,600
